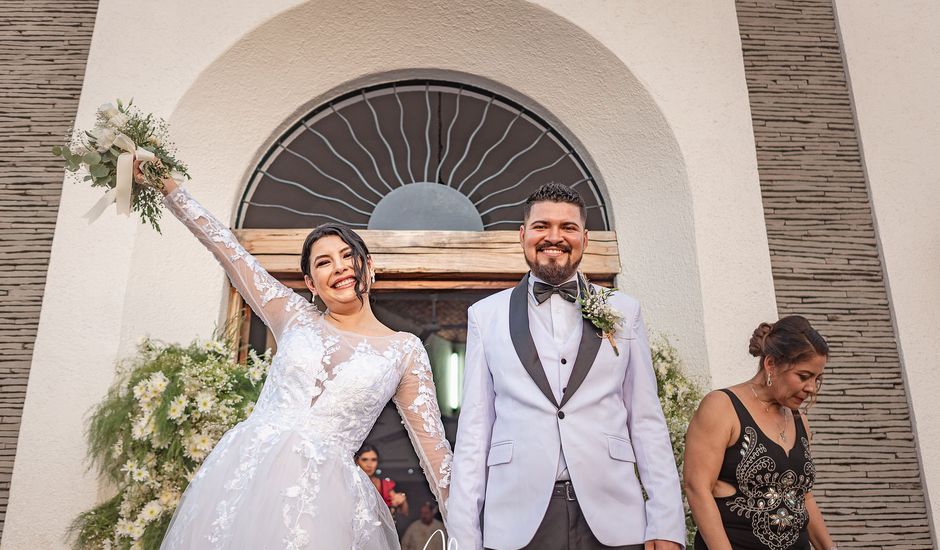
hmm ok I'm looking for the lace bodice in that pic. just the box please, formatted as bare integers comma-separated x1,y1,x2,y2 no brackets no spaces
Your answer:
163,188,452,508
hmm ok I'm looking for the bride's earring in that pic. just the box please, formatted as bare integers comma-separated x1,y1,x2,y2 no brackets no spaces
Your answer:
310,293,321,313
370,271,376,285
766,372,773,387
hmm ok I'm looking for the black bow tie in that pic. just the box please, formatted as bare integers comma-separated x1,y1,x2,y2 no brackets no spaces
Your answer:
533,280,579,304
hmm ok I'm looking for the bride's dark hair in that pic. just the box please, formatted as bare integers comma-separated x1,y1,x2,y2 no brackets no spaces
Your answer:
300,223,372,303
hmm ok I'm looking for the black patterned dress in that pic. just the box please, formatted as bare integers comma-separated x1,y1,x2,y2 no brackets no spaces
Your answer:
693,389,815,550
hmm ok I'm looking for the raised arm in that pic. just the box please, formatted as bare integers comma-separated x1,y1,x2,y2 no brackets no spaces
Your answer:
622,305,687,547
393,335,453,519
157,176,307,338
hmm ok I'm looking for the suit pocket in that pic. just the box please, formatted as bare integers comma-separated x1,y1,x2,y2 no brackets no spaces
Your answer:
487,441,513,466
607,435,636,463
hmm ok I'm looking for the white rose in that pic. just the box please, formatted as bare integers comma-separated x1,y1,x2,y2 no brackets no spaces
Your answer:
108,112,130,129
147,133,162,147
92,127,118,152
98,102,119,118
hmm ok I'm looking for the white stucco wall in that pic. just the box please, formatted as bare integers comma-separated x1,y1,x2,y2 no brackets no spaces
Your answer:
3,1,774,547
835,0,940,536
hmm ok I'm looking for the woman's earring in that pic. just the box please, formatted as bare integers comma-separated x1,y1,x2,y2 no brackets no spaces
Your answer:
766,373,773,387
370,271,376,285
310,293,321,313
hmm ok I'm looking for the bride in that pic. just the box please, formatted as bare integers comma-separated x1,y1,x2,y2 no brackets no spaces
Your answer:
140,166,452,549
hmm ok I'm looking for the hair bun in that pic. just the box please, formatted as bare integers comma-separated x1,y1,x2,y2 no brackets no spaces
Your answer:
749,322,773,357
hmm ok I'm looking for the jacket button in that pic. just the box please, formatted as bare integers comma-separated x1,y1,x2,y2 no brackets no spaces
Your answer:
561,358,567,365
557,411,565,419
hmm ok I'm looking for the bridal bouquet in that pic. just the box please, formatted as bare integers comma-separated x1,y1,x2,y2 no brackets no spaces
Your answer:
53,100,189,232
69,338,270,550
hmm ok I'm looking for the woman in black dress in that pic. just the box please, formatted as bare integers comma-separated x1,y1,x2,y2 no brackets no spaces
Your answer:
684,316,837,550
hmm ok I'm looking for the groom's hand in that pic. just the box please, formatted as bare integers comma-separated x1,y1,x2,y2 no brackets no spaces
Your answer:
645,540,681,550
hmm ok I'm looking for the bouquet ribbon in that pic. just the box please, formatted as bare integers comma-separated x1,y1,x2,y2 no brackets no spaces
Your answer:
83,135,156,222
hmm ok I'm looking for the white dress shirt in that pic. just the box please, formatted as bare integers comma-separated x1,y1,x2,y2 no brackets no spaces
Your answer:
527,272,583,480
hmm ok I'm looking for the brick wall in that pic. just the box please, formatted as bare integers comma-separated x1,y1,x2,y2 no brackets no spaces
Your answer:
0,0,99,534
736,1,933,547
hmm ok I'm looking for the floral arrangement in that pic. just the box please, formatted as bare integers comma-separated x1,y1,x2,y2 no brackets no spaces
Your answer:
52,100,189,232
650,334,706,545
577,280,624,355
69,338,270,550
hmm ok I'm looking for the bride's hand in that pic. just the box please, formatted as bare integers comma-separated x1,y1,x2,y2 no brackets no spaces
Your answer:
134,157,177,195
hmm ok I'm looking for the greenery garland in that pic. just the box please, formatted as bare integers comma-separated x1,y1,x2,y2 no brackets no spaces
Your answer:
70,339,270,550
650,334,706,545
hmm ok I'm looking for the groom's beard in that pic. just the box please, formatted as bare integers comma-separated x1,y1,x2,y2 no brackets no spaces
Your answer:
526,241,581,285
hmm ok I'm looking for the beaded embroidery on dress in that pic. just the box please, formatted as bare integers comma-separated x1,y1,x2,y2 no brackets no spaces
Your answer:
159,188,452,550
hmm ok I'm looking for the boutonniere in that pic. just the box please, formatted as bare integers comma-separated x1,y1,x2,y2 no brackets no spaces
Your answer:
577,275,624,355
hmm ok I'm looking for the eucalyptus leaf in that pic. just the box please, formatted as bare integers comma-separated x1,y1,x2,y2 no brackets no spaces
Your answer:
92,164,111,178
52,145,62,156
83,151,102,166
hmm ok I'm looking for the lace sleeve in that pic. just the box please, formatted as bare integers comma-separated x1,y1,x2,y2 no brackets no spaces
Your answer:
393,335,453,519
163,187,309,339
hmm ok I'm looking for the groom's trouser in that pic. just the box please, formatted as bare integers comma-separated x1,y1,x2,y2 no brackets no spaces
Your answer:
490,481,644,550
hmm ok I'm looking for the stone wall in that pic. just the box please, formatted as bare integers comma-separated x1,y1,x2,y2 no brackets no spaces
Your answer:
0,0,98,533
736,0,933,547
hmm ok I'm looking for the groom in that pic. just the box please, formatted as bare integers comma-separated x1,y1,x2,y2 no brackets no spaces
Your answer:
447,184,686,549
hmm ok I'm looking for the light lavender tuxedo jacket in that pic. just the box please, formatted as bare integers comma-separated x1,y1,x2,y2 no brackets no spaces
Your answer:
446,275,686,549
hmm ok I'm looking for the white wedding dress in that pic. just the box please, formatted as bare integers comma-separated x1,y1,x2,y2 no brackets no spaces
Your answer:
159,188,452,550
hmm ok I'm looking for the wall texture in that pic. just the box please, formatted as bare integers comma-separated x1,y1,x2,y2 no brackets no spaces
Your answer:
834,0,940,536
736,0,933,547
0,0,98,535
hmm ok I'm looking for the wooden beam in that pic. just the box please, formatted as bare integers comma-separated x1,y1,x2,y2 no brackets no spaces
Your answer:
235,229,620,280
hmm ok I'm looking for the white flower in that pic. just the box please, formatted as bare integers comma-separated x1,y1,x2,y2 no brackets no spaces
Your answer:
139,500,163,523
128,519,146,540
115,518,134,537
131,414,153,441
98,103,120,118
158,486,181,508
167,394,188,421
246,365,264,384
147,133,162,147
185,442,207,462
149,371,169,393
131,467,150,483
91,127,118,152
244,401,255,416
195,391,215,413
108,112,130,129
132,380,150,402
203,340,229,356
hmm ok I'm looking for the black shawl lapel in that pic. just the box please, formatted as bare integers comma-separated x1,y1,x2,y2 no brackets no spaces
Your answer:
559,276,603,408
509,274,559,408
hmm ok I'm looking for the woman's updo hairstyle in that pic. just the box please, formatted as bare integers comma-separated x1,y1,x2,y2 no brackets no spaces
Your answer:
749,315,829,371
300,223,372,303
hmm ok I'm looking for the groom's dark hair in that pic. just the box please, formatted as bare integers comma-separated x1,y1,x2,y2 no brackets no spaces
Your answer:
522,183,587,223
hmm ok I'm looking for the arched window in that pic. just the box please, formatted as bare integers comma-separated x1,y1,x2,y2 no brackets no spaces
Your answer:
237,80,609,232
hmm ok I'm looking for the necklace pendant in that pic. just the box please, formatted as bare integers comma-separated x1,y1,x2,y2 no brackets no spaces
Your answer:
779,431,786,442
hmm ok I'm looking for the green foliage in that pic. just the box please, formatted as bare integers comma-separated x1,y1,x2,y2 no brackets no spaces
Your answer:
650,334,706,546
69,339,270,550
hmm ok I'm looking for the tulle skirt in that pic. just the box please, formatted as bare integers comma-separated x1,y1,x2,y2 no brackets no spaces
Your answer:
161,418,399,550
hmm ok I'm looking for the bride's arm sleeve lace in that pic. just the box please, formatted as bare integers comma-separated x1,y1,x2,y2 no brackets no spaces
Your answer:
393,336,453,520
162,187,307,339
